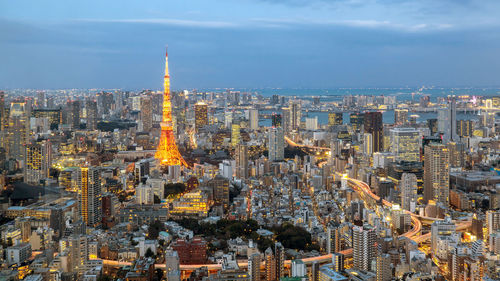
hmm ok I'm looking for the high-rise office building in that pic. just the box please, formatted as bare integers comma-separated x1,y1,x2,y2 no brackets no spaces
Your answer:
6,101,29,161
390,128,421,162
79,167,102,227
85,99,98,131
430,217,455,256
0,91,5,132
364,112,383,152
235,144,248,179
447,142,465,168
231,124,241,147
195,102,208,130
249,109,259,130
140,95,153,132
268,127,284,162
427,119,438,135
438,97,458,142
24,139,52,185
353,225,376,271
327,222,341,254
271,113,282,128
424,144,450,204
376,253,391,281
248,253,261,281
350,112,364,132
36,91,46,108
486,210,500,244
363,133,373,156
394,109,408,126
305,117,318,130
290,101,301,131
457,120,473,138
208,175,230,210
282,107,291,133
70,100,80,129
328,112,343,126
400,173,418,212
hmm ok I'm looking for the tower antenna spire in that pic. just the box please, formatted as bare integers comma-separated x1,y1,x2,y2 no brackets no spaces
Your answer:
155,48,188,167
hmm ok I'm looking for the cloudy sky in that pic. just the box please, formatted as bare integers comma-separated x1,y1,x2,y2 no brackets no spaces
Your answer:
1,0,500,89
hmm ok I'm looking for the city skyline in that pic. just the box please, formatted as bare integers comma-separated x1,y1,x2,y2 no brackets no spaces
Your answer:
2,0,500,89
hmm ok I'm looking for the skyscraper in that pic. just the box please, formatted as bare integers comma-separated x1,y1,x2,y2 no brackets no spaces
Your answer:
439,97,458,142
282,107,291,133
249,109,259,130
6,101,29,161
85,99,98,131
332,253,345,272
268,127,284,162
363,133,373,156
271,113,281,128
328,112,343,126
350,112,364,132
394,109,408,126
208,175,230,210
390,128,421,162
290,100,301,131
195,102,208,130
24,139,52,185
424,144,450,204
364,112,383,153
140,95,153,132
400,173,417,212
235,144,248,179
231,123,241,147
79,167,102,227
457,120,473,138
70,100,80,129
353,225,376,271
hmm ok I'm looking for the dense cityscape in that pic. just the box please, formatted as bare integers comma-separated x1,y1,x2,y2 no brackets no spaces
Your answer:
0,47,499,281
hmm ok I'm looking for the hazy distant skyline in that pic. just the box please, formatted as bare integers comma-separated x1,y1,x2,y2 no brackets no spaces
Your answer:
2,0,500,89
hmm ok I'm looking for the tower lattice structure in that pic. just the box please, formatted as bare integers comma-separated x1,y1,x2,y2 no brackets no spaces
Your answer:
155,49,188,167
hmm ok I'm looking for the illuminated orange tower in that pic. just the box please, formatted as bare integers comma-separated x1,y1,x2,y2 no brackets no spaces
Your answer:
155,48,188,167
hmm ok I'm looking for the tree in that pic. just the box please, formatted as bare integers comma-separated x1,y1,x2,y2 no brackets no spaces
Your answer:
145,248,155,258
148,221,165,240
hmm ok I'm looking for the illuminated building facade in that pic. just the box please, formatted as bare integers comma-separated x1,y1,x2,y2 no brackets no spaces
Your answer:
364,111,383,153
400,173,417,212
195,102,208,131
231,124,241,147
394,109,408,126
350,112,364,132
424,144,450,205
5,101,29,161
24,139,52,185
140,95,153,132
457,119,473,138
85,99,98,131
328,112,343,126
208,175,230,210
33,109,62,129
79,167,102,227
155,49,187,167
170,190,209,218
389,128,421,162
290,100,301,131
272,113,282,127
235,143,249,179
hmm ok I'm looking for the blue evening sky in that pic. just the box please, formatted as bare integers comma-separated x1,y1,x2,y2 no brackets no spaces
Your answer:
1,0,500,89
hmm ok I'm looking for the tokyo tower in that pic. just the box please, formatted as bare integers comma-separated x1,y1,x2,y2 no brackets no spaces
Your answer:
155,48,188,167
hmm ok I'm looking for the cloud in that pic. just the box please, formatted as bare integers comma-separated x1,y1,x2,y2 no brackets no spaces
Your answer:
75,18,238,28
250,18,454,32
